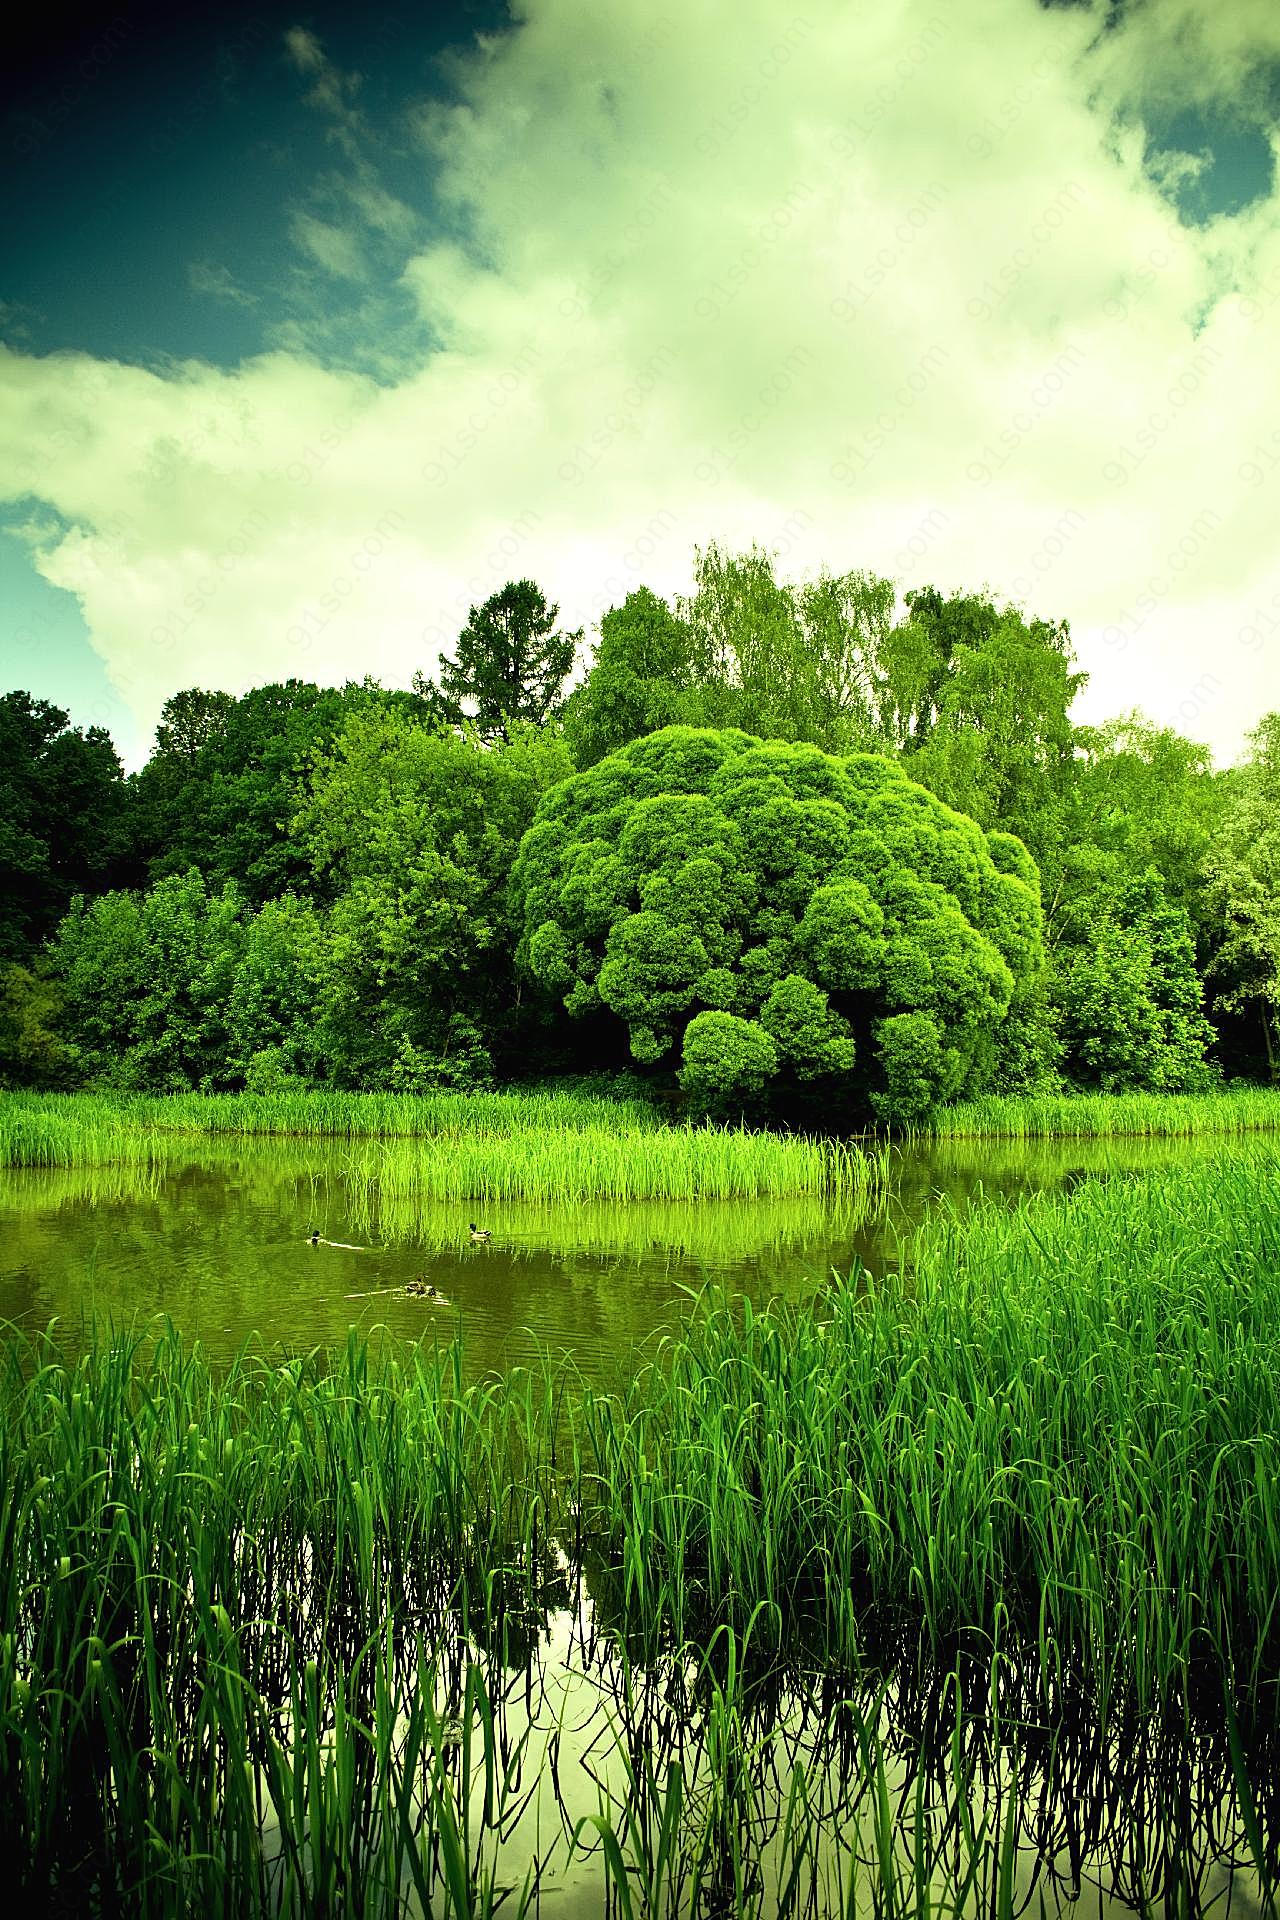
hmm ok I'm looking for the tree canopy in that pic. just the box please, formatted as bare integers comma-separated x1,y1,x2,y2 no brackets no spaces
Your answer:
514,725,1044,1121
0,691,129,958
420,580,580,740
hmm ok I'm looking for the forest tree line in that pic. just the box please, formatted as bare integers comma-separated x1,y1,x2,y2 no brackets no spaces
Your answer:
2,545,1277,1119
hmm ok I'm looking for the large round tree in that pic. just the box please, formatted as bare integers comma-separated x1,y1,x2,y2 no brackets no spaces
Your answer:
513,727,1044,1121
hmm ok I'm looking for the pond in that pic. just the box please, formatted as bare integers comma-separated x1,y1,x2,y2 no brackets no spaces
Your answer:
3,1123,1277,1915
0,1125,1264,1375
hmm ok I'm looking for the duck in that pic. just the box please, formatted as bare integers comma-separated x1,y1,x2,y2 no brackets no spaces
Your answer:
468,1222,492,1242
307,1229,321,1245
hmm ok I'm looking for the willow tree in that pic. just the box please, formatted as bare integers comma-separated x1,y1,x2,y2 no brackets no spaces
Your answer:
513,725,1045,1122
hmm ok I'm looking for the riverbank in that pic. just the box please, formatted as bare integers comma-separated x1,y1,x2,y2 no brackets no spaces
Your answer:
3,1146,1277,1912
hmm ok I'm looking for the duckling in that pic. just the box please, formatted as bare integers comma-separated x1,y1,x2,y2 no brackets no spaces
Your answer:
468,1222,491,1242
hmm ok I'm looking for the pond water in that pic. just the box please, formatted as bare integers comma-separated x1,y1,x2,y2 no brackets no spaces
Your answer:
3,1125,1277,1914
0,1126,1264,1375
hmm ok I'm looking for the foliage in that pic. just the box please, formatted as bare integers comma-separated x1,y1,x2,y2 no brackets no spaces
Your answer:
420,579,580,740
515,725,1044,1122
1060,712,1228,942
675,543,895,752
897,586,1084,875
1204,712,1280,1081
0,964,78,1088
292,706,574,1087
0,691,130,957
46,870,246,1090
562,587,696,767
131,678,409,905
1053,867,1216,1092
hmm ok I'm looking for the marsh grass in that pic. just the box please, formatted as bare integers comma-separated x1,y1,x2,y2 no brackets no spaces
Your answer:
931,1085,1280,1139
0,1093,880,1202
4,1147,1280,1913
577,1148,1280,1707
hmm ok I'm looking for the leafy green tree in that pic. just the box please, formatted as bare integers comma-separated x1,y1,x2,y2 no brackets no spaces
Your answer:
899,589,1085,876
563,588,696,767
48,871,246,1090
420,580,579,740
131,679,409,905
0,691,129,957
1204,713,1280,1080
292,708,574,1086
674,544,893,753
0,962,77,1087
225,893,330,1087
1053,868,1215,1091
1055,713,1228,947
514,725,1044,1123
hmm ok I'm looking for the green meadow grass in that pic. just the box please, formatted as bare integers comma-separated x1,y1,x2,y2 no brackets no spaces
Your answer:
930,1084,1280,1139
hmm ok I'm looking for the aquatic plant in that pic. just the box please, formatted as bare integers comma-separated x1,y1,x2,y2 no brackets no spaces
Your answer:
577,1147,1280,1710
0,1091,881,1201
929,1084,1280,1139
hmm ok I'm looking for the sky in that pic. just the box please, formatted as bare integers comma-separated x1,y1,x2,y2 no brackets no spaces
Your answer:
2,0,1278,771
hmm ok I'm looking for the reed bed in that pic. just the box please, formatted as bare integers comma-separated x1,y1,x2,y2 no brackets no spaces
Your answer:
4,1326,1275,1918
0,1323,565,1915
577,1147,1280,1716
930,1084,1280,1139
0,1092,879,1201
341,1127,885,1206
4,1200,1279,1916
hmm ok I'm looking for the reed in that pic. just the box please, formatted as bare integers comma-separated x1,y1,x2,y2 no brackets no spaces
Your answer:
0,1092,883,1201
930,1085,1280,1140
576,1147,1280,1713
4,1250,1278,1913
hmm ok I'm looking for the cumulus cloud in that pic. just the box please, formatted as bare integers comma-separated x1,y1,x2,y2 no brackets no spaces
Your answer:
2,0,1278,763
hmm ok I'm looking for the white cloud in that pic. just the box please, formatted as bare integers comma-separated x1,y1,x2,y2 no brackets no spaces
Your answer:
2,0,1279,766
288,210,368,279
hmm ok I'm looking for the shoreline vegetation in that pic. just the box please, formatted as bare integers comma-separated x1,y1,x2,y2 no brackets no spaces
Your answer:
0,1083,1278,1182
0,1088,886,1202
928,1084,1280,1139
2,1150,1278,1911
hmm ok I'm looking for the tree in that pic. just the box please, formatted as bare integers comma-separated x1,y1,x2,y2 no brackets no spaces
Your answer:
0,962,77,1087
514,725,1044,1123
48,871,246,1090
1203,713,1280,1080
674,544,894,753
292,707,574,1087
1056,712,1227,947
421,580,579,740
897,589,1085,877
131,679,405,905
1052,868,1215,1091
0,691,130,958
563,588,696,768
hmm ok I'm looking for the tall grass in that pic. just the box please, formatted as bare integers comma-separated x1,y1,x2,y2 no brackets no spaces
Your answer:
577,1148,1280,1711
4,1233,1278,1912
0,1323,564,1914
931,1085,1280,1139
0,1092,882,1200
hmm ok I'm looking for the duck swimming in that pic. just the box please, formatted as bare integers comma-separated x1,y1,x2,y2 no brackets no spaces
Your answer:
468,1222,491,1242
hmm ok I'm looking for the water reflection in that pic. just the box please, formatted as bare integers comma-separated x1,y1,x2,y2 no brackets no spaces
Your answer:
0,1128,1266,1376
